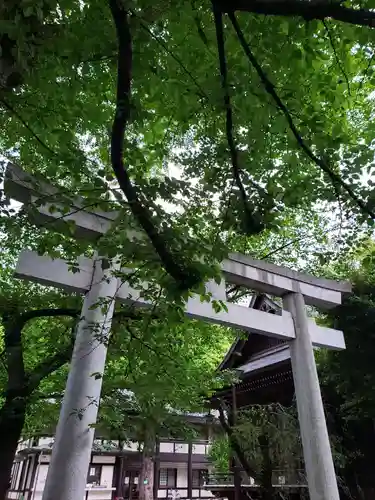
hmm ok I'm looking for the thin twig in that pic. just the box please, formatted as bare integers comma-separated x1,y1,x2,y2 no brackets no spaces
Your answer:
134,13,209,101
357,49,375,94
322,20,351,95
1,98,57,157
212,3,263,229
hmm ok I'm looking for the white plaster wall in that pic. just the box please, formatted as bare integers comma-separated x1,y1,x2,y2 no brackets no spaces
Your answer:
159,442,174,453
157,464,213,499
86,488,114,500
92,456,115,464
15,460,24,489
177,467,188,488
11,439,214,500
35,463,49,491
174,443,188,454
199,489,213,497
31,462,115,500
38,437,54,448
24,460,213,500
100,465,114,487
192,444,206,455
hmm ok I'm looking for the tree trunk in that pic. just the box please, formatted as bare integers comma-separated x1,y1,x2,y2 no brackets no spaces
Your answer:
139,455,154,500
0,309,76,500
0,398,27,500
216,402,259,481
259,435,276,500
139,433,155,500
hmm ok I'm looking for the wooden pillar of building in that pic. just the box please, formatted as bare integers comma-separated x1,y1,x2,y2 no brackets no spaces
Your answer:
114,456,125,499
187,441,193,500
231,385,241,500
153,441,160,500
27,454,40,500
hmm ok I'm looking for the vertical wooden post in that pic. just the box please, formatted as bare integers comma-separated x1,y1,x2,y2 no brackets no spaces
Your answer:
153,441,160,500
231,385,241,500
231,386,237,424
115,456,125,499
188,442,193,500
28,453,40,500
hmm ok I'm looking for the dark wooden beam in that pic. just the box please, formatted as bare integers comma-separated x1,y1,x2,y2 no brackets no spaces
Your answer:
231,385,241,500
188,442,193,500
153,440,160,500
114,456,125,499
214,0,375,28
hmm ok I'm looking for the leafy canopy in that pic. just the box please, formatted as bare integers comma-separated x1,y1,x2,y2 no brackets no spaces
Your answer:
2,0,375,286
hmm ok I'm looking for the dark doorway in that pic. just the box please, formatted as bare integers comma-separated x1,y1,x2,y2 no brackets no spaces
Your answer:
123,470,140,500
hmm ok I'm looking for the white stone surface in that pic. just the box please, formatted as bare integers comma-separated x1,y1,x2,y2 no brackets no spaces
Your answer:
222,258,345,309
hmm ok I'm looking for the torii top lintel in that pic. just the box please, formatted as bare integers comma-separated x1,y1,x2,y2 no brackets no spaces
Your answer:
5,163,351,309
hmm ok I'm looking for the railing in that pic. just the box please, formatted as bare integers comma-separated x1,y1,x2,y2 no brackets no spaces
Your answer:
204,470,307,488
157,487,210,499
272,469,307,486
204,472,236,486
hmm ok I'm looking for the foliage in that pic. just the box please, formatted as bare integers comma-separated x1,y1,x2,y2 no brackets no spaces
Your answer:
317,272,375,496
0,266,235,439
232,404,302,478
210,402,303,492
4,0,375,495
2,0,375,289
303,242,375,497
96,316,234,443
0,270,79,410
208,434,231,474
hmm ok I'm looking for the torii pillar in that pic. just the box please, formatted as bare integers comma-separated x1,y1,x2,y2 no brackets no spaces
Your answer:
43,256,120,500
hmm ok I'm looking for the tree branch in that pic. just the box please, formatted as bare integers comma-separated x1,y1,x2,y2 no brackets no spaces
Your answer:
212,4,249,205
108,0,201,290
229,12,375,221
322,20,351,95
135,13,208,101
18,308,78,327
1,308,78,403
215,0,375,28
3,309,78,397
215,399,259,480
0,98,57,157
26,342,74,395
212,2,266,235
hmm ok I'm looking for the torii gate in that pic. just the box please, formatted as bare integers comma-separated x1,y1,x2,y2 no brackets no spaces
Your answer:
5,164,351,500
